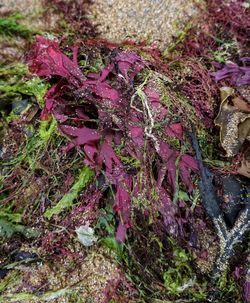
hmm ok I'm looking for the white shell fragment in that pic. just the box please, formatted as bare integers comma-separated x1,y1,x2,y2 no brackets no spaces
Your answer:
75,225,98,247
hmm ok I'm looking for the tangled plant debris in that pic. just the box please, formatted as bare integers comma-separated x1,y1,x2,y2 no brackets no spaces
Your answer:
27,35,200,243
0,0,250,302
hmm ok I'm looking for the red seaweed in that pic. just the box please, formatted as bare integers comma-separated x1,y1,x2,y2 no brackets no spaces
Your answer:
28,36,199,242
44,0,98,38
211,59,250,86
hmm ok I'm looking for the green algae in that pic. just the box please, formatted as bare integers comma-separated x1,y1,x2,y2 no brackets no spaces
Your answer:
39,118,58,142
0,286,81,302
0,14,34,38
0,218,39,239
163,239,206,300
44,166,94,219
0,72,49,109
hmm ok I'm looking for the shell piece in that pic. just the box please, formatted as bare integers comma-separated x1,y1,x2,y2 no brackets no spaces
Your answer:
215,87,250,157
75,224,98,247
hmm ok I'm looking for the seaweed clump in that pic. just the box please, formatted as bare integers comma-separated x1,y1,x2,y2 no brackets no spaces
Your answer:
0,0,250,302
27,35,201,243
44,0,98,38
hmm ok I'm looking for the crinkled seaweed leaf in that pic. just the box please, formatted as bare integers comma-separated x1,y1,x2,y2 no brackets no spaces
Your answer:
211,60,250,86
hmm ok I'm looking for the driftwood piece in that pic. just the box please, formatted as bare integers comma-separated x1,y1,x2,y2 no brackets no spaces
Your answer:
190,127,250,279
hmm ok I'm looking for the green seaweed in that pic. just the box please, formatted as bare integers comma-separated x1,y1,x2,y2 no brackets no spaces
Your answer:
96,204,125,259
0,218,39,239
0,13,35,38
0,271,19,294
0,76,49,108
44,166,94,219
162,239,207,300
39,117,58,142
0,62,49,112
0,63,27,78
214,269,242,302
163,22,193,57
212,40,239,63
0,205,22,223
0,286,81,302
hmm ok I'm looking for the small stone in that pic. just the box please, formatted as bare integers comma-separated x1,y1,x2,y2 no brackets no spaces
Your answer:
75,224,98,247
